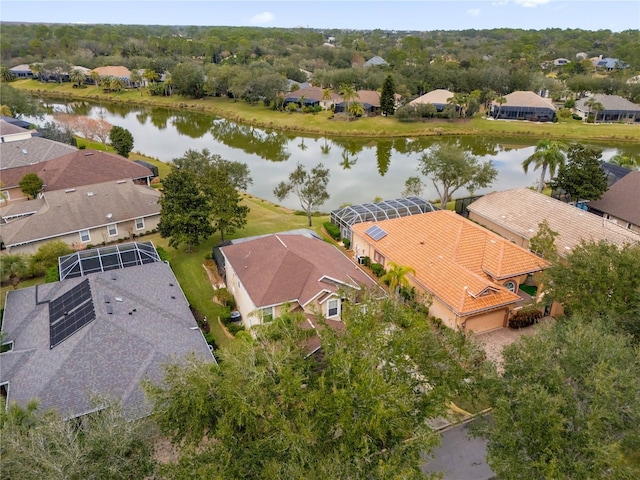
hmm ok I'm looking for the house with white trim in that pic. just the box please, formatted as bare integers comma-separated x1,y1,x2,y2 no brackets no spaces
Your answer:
219,233,378,330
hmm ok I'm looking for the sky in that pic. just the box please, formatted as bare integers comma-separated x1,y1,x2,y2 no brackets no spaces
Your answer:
1,0,639,32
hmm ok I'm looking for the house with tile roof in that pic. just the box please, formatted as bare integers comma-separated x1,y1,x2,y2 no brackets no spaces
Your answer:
466,188,639,258
491,91,556,121
409,89,455,112
0,179,161,254
587,171,640,234
1,149,153,204
220,233,378,330
574,94,640,123
0,260,214,419
351,210,550,333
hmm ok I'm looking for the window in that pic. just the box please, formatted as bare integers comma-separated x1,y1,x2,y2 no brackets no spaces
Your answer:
261,306,274,323
504,281,516,293
327,298,340,318
107,223,117,237
135,217,145,230
373,250,385,265
79,230,90,243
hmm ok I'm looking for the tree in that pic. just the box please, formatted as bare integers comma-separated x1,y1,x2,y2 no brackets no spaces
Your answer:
109,125,134,158
609,154,639,170
339,83,357,120
522,139,567,193
348,101,365,118
19,173,43,199
549,144,607,201
90,70,100,86
1,85,42,118
171,62,205,98
418,142,498,207
92,118,113,146
494,96,506,118
401,176,424,197
1,65,14,83
158,168,215,251
528,219,559,262
37,121,77,146
0,400,156,479
274,163,330,227
380,262,416,301
43,59,70,83
380,74,396,116
29,240,74,276
69,68,85,87
129,69,143,95
486,319,640,479
0,254,29,288
585,97,605,122
108,76,126,92
145,296,488,479
321,87,332,110
545,241,640,337
29,63,43,82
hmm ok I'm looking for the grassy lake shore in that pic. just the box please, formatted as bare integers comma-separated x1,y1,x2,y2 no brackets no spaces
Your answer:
12,79,640,143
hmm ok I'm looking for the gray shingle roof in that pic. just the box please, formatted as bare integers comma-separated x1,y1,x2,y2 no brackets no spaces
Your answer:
0,261,214,419
587,171,640,226
492,91,556,110
575,94,640,112
467,188,639,257
410,89,455,106
0,179,160,247
0,137,78,169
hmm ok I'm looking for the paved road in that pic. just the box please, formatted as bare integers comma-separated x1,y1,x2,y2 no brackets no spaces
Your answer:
422,421,496,480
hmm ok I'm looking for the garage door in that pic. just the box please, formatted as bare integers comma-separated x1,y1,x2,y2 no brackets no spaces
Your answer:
464,308,507,333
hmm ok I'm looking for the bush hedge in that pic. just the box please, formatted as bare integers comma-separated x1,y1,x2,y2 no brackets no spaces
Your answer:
342,238,351,249
371,263,385,277
324,222,341,241
508,307,543,329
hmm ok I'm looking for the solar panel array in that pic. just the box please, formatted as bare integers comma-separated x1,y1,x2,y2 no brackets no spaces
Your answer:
365,224,388,241
49,279,96,349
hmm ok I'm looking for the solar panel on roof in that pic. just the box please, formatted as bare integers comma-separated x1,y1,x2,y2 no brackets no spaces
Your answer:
49,279,95,349
365,224,388,241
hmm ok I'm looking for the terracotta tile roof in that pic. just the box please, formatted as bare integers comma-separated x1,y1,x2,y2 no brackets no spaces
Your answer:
351,210,549,316
90,66,131,78
492,91,556,110
467,188,639,256
0,149,152,190
409,89,455,106
587,171,640,226
221,234,377,308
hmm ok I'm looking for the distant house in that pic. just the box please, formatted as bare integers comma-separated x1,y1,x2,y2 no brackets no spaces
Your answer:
553,58,571,66
595,57,629,71
8,64,33,79
574,94,640,123
351,210,550,333
0,136,77,170
283,86,342,110
491,91,556,121
364,55,388,67
587,171,640,234
409,89,455,112
0,179,161,254
575,52,588,60
219,233,378,331
90,66,132,82
0,119,38,144
466,188,639,259
0,149,154,204
286,79,311,92
334,90,388,116
0,258,214,420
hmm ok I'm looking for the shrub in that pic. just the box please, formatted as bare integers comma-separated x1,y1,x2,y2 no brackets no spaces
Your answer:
508,307,543,329
362,256,371,267
324,222,341,241
155,246,170,262
226,323,245,335
371,263,385,277
216,288,236,309
342,238,351,249
45,266,59,283
571,114,582,121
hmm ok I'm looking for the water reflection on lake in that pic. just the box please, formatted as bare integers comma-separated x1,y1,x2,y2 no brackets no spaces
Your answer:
35,99,633,211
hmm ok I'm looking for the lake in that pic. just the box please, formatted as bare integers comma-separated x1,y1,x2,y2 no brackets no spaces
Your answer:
31,99,638,211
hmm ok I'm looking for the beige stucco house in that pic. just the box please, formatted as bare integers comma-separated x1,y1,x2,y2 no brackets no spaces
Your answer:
351,210,550,333
219,233,378,331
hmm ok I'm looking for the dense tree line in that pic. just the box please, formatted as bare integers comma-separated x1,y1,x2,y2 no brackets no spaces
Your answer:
2,24,639,103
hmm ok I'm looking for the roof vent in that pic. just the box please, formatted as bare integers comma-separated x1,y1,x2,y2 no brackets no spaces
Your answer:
116,180,126,184
65,188,76,193
84,152,93,156
21,149,28,154
115,296,123,302
87,192,94,197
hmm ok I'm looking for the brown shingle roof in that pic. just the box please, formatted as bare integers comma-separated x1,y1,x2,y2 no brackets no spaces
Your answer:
0,179,160,247
587,171,640,226
355,90,381,107
1,149,152,190
467,188,639,256
285,87,342,102
221,234,377,308
351,210,549,316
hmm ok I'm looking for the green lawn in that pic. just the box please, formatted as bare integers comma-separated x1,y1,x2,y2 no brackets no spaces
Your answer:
13,79,640,143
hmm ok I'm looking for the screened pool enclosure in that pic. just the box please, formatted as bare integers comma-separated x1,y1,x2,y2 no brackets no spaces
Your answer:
330,197,438,242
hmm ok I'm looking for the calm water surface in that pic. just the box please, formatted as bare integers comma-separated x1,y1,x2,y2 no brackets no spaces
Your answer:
33,99,637,211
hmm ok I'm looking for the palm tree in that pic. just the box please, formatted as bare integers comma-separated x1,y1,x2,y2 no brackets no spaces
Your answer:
339,84,357,120
129,69,142,94
29,63,44,82
348,101,365,118
109,76,126,92
380,262,416,302
69,68,85,87
610,154,639,170
585,97,604,122
90,70,101,86
321,88,332,110
495,96,507,118
0,66,14,83
163,72,172,96
522,139,568,193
